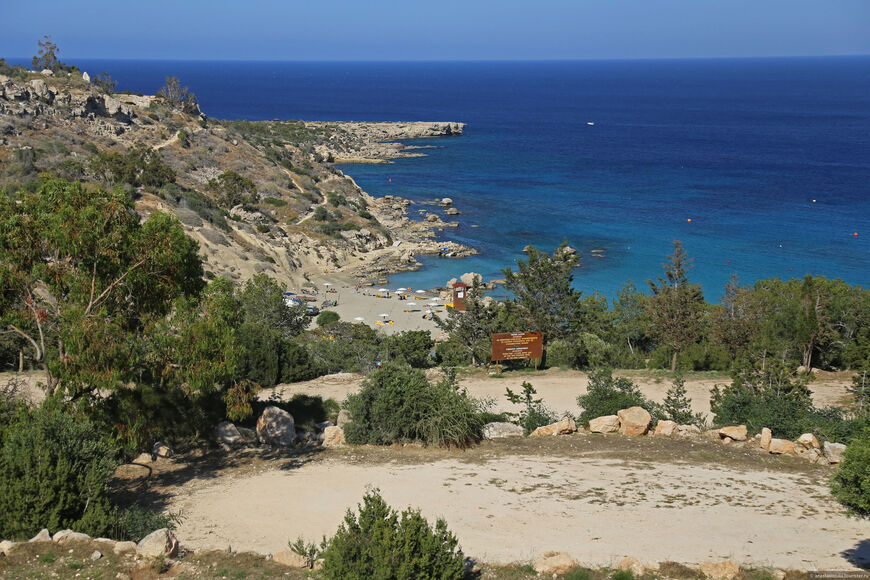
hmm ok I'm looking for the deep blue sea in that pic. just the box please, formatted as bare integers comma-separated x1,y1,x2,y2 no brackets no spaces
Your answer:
63,58,870,298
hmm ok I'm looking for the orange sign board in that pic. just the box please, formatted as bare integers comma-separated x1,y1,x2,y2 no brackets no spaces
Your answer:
491,332,543,362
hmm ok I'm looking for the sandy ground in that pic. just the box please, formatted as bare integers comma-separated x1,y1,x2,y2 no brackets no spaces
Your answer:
152,439,868,571
302,276,446,335
264,368,853,421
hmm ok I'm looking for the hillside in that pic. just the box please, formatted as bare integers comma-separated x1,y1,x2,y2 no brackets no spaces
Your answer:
0,70,472,289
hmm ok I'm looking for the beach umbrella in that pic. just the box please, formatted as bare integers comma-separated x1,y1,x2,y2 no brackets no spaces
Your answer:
429,297,441,301
324,282,332,287
396,287,407,292
407,302,416,306
378,288,389,292
353,316,365,321
380,313,390,318
425,310,433,314
415,289,426,294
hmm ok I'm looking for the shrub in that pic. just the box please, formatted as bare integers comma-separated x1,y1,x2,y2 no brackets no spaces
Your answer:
577,369,661,424
320,489,466,580
208,170,257,207
236,324,280,388
317,310,340,327
830,435,870,516
111,507,181,542
263,196,287,207
505,382,558,435
387,330,435,368
0,402,119,539
343,363,484,447
662,374,705,427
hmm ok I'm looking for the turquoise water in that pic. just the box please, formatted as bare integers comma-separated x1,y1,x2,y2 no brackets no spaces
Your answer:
70,57,870,298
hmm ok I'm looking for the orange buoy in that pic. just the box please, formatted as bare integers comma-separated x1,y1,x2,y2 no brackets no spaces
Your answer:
854,232,859,237
388,178,392,183
687,218,692,223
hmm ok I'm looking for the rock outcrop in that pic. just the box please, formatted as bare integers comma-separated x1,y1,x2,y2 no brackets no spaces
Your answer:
257,406,297,446
533,551,579,575
482,422,524,439
530,417,577,437
136,528,179,558
589,415,620,433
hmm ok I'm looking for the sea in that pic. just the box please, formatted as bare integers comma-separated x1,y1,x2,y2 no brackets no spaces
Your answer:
49,58,870,299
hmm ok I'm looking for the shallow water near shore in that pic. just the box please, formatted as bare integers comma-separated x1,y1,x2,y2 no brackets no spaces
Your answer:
72,57,870,298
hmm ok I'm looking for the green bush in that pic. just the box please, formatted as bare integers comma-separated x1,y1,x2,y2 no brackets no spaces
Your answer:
111,506,181,542
387,330,435,368
278,341,323,383
577,369,661,424
320,489,466,580
505,382,558,435
343,363,484,447
317,310,340,327
830,435,870,516
0,402,119,539
263,197,287,207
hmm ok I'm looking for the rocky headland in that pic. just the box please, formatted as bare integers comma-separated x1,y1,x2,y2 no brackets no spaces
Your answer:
0,71,473,289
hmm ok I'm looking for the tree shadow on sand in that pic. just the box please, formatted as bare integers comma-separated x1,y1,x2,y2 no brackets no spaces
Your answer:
842,538,870,570
110,445,324,513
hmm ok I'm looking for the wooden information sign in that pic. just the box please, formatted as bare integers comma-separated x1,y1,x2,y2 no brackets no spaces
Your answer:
490,332,543,371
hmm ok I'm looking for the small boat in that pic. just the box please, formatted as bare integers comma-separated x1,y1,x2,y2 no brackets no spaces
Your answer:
587,122,595,126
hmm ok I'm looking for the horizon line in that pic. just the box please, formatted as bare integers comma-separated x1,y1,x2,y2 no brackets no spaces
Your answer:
4,53,870,64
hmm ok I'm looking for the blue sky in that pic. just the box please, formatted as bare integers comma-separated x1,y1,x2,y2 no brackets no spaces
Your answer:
4,0,869,61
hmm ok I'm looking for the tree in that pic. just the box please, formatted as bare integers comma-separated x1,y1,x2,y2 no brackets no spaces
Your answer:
662,373,704,426
502,242,582,365
646,240,706,371
434,280,500,366
157,76,198,113
208,170,258,207
612,281,648,357
93,72,117,94
237,273,307,337
0,178,203,397
31,35,59,71
710,274,762,361
849,368,870,416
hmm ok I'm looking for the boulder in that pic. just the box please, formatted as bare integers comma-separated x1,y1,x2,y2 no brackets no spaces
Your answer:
445,207,460,215
257,406,297,446
316,420,334,431
322,426,346,447
440,197,453,206
273,550,310,568
533,551,579,575
824,441,846,464
152,442,173,458
91,550,102,560
114,541,138,555
530,417,577,437
588,415,620,433
700,560,740,580
40,69,53,76
134,452,153,464
0,540,16,555
82,71,90,83
760,427,772,451
53,530,91,543
136,528,179,558
796,433,820,449
216,421,243,445
337,409,352,427
767,438,795,455
617,407,652,435
654,420,678,436
237,426,257,443
460,272,482,286
718,425,748,441
482,422,524,439
677,424,701,437
29,529,51,542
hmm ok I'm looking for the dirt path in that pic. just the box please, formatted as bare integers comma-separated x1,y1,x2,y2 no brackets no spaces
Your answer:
135,437,867,570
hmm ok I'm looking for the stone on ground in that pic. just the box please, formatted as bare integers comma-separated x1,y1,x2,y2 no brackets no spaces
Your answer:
796,433,820,449
533,551,579,575
257,406,297,446
53,530,91,543
114,541,138,555
482,422,524,439
617,406,652,435
824,441,846,463
588,415,620,433
530,417,577,437
322,425,346,447
216,421,243,445
616,556,647,576
29,529,51,542
760,427,772,450
718,425,748,441
654,420,678,436
136,528,179,558
273,550,310,568
767,438,795,455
